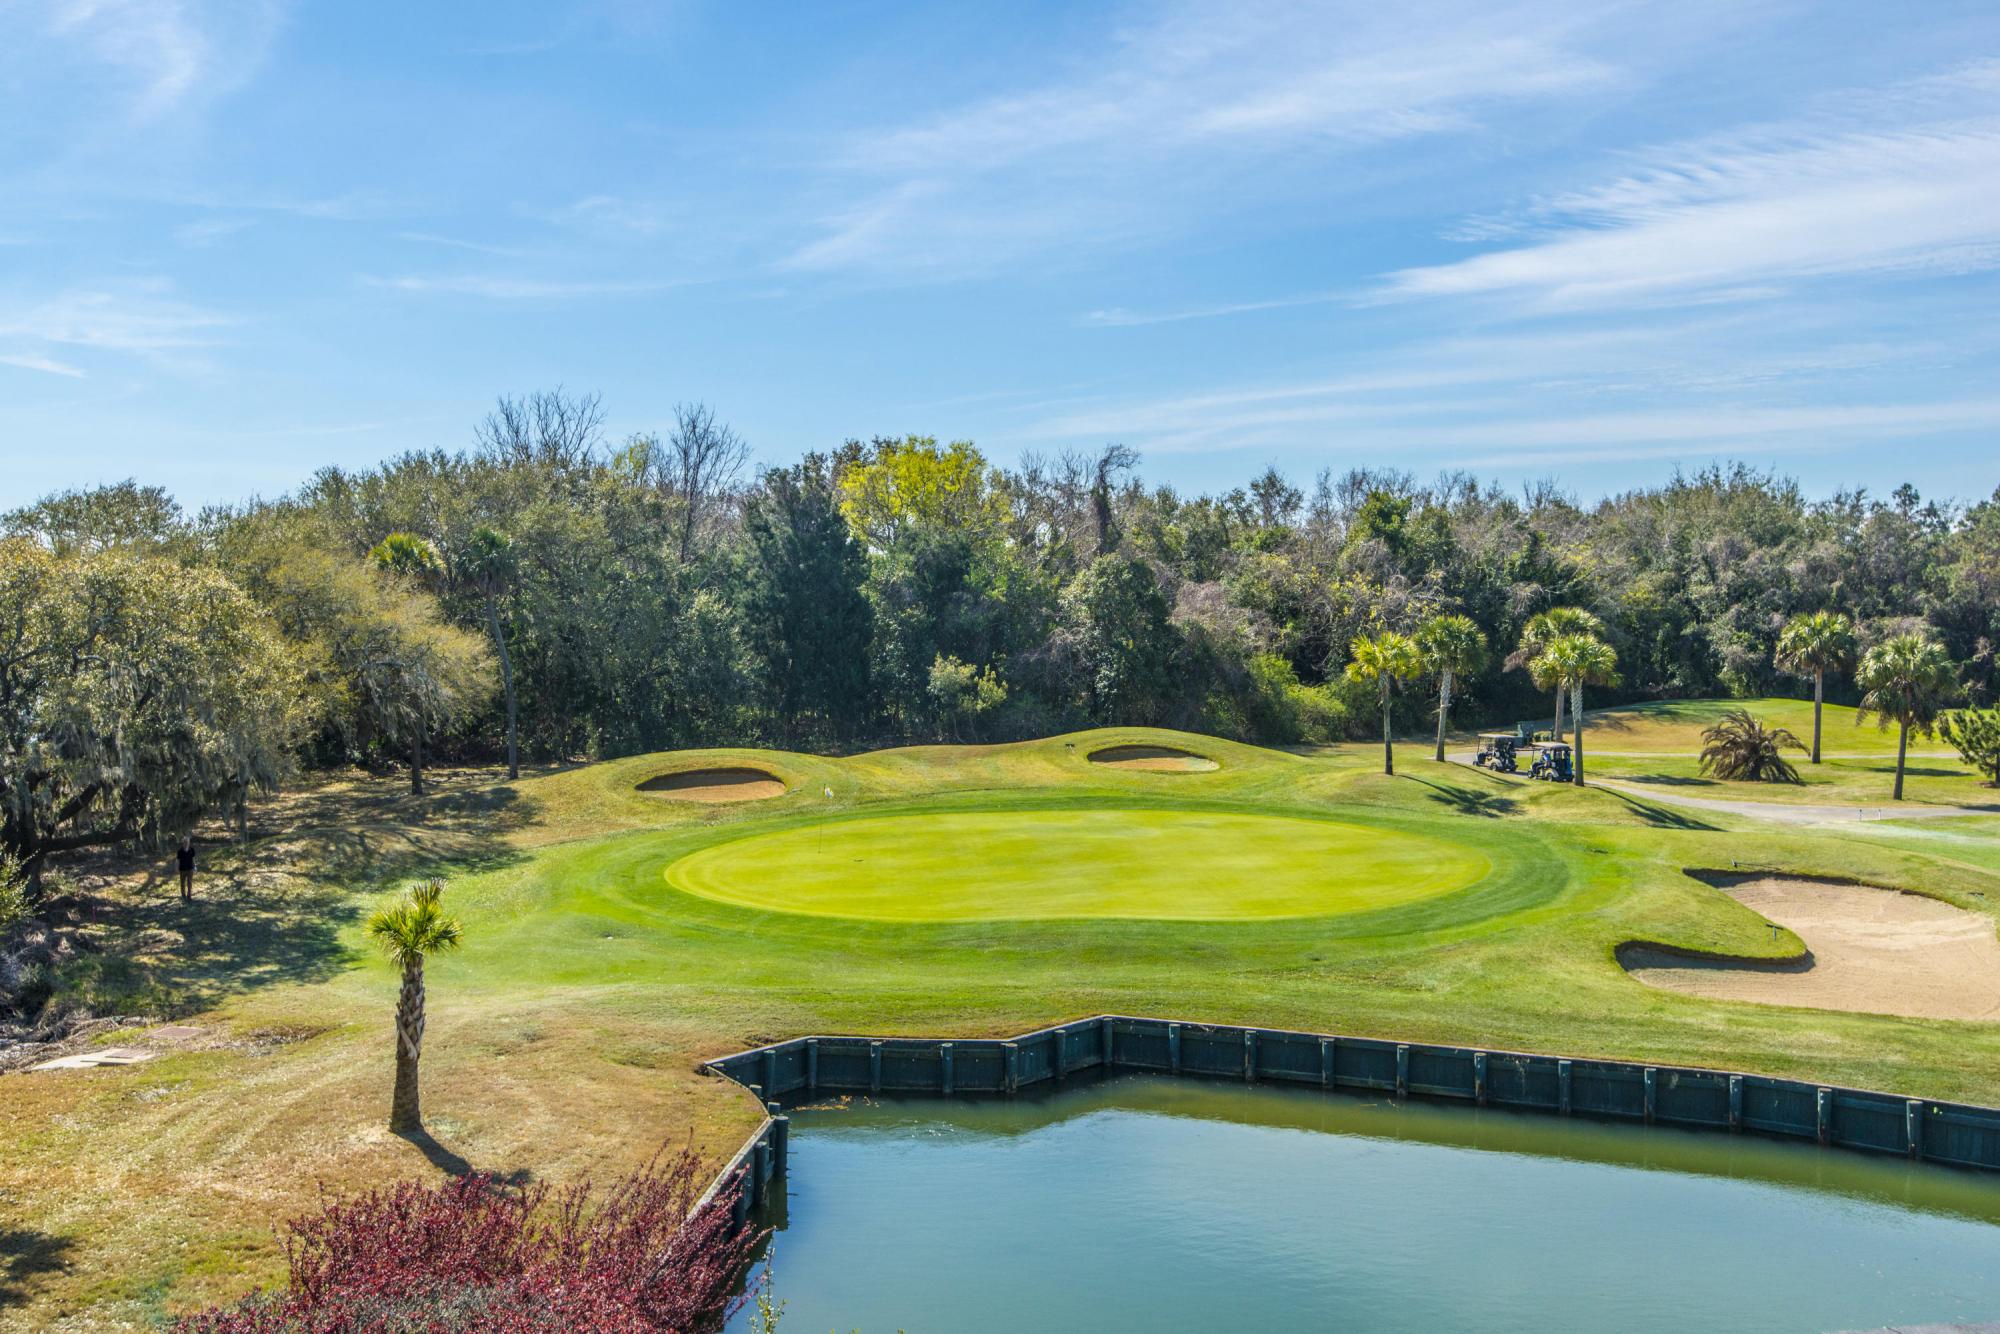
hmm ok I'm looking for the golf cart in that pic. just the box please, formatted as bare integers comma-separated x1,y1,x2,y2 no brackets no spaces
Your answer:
1528,742,1573,783
1474,732,1521,773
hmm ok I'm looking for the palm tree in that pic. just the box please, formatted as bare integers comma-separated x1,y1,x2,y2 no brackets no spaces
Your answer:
368,878,463,1132
1774,610,1856,764
1699,709,1806,783
1345,631,1420,775
1515,607,1605,744
1415,614,1488,763
1531,633,1619,786
460,526,520,780
1856,632,1955,800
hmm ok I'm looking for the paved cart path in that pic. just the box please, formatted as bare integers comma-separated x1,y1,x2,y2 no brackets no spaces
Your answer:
1448,753,2000,825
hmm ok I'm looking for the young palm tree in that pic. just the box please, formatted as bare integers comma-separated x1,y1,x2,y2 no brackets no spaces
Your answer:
1514,607,1605,743
1531,633,1619,786
368,878,463,1132
1698,709,1806,783
1415,614,1488,763
1774,610,1856,764
1345,630,1421,776
1856,632,1956,800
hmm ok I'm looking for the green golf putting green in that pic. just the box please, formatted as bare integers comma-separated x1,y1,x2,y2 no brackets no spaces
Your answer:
662,807,1491,921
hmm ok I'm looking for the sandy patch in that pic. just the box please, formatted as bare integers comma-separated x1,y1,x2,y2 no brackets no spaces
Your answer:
1087,745,1220,773
637,767,786,803
1624,876,2000,1021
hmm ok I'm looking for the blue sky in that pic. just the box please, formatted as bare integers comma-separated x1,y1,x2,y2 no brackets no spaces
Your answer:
3,1,1999,510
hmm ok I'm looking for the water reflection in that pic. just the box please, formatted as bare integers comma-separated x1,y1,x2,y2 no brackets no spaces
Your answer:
736,1073,2000,1334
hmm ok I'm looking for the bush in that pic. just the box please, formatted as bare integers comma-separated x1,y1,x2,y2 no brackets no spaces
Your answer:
1698,709,1806,783
0,859,27,934
172,1145,762,1333
1238,655,1348,745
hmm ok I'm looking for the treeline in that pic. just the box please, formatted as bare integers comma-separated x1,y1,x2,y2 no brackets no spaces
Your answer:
4,386,1999,885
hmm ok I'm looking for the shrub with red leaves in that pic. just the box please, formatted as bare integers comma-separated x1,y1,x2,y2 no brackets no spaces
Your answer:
173,1146,763,1333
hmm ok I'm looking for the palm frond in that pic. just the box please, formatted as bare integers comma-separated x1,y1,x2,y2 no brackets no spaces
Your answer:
1698,709,1805,783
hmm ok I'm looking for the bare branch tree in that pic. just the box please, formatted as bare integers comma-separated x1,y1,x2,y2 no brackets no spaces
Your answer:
474,387,606,472
665,403,750,561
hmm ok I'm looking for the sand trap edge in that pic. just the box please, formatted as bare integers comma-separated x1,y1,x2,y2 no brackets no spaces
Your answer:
637,766,787,803
1086,744,1221,773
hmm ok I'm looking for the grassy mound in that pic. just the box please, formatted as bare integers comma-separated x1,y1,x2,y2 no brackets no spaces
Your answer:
663,807,1489,921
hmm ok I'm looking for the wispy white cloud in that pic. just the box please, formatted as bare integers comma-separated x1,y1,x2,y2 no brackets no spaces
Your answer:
0,352,86,378
0,282,233,356
26,0,287,121
785,2,1624,276
531,194,678,238
175,215,255,247
1014,305,1995,463
397,232,537,259
364,273,686,299
1081,289,1349,327
1386,63,2000,307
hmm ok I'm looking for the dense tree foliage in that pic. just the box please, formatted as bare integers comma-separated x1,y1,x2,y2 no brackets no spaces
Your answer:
0,538,310,890
6,390,2000,866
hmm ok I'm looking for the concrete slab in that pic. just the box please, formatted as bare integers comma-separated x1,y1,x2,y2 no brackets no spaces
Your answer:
27,1047,156,1072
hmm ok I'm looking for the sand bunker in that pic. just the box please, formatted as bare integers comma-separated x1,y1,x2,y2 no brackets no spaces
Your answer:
1624,875,2000,1021
1088,745,1219,773
637,767,786,803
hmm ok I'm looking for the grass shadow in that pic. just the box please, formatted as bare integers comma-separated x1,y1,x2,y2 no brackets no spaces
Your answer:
1615,773,1706,787
1406,776,1519,819
52,776,541,1021
0,1228,76,1309
396,1127,534,1187
1604,790,1720,831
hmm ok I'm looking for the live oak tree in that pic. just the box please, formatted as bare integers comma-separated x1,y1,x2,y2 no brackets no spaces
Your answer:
1858,632,1957,800
1775,610,1856,764
0,539,310,892
366,532,499,795
223,527,492,795
367,878,462,1133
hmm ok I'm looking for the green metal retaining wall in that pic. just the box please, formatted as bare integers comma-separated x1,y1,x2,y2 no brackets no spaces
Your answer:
705,1015,2000,1173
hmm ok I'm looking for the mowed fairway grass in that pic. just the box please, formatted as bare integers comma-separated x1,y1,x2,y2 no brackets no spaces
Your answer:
9,725,2000,1329
1573,695,1938,755
665,808,1490,920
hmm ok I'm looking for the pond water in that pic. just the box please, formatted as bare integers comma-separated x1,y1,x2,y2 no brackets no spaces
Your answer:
734,1073,2000,1334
